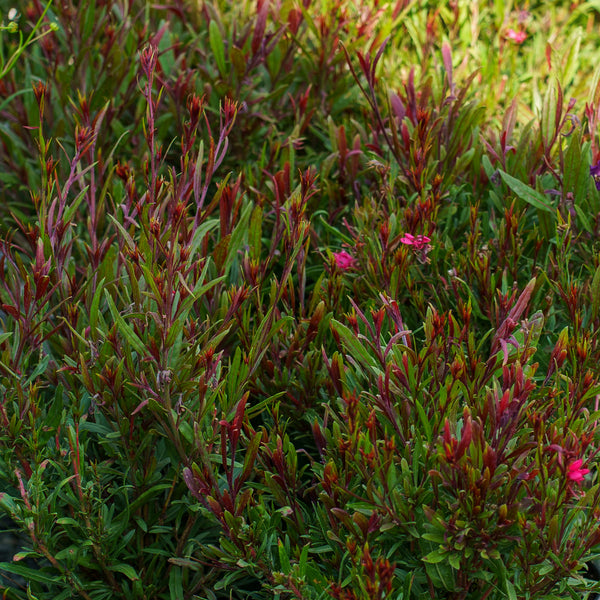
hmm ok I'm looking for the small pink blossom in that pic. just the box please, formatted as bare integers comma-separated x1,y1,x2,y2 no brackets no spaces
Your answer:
566,458,590,483
333,250,356,271
506,28,527,44
399,233,430,250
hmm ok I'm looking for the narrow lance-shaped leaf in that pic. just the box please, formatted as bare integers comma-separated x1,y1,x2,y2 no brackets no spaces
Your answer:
108,214,136,251
109,563,140,581
63,184,90,223
331,319,379,372
103,289,146,357
237,430,261,493
89,276,105,334
540,77,560,149
209,20,226,77
498,170,553,213
169,566,184,600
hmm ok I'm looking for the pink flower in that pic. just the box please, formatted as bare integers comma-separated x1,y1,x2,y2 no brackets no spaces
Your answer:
399,233,430,250
566,459,590,483
506,28,527,44
333,250,356,271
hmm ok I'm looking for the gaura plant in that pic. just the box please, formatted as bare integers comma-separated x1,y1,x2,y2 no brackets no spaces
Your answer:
0,1,600,599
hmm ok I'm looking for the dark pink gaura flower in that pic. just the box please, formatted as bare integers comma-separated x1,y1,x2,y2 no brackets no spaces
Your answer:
333,250,356,271
399,233,430,250
506,28,527,44
567,458,590,483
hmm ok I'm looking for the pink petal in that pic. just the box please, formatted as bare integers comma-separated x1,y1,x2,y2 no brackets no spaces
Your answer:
506,28,527,43
333,251,355,271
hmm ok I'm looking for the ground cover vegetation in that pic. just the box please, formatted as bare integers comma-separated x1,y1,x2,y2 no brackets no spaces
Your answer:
0,0,600,598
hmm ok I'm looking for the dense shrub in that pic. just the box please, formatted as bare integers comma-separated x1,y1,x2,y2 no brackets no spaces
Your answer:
1,1,600,598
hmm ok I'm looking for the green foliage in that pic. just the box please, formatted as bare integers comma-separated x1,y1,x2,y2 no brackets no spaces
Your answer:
1,0,600,599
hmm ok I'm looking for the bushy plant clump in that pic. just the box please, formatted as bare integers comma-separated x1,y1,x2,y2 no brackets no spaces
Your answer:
1,1,600,598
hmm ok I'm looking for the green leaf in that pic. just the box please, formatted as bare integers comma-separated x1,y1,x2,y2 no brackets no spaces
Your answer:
110,563,140,581
64,185,90,223
331,319,378,372
506,579,518,600
0,332,13,344
45,385,65,430
414,398,432,443
103,289,146,357
498,170,553,213
240,431,261,484
225,200,252,274
561,27,582,88
209,20,226,77
563,130,583,198
249,204,263,261
318,215,354,245
227,347,246,402
423,549,446,564
278,539,291,575
537,561,554,576
575,203,592,233
127,483,173,514
12,551,41,562
144,548,174,557
402,571,415,599
298,544,309,577
56,517,80,526
421,532,444,543
187,217,219,258
429,560,455,592
25,353,50,386
169,566,184,600
55,543,91,561
448,553,460,570
481,154,495,179
0,562,63,586
175,261,225,324
108,214,136,251
541,77,559,149
89,277,106,335
537,204,554,240
247,307,293,378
